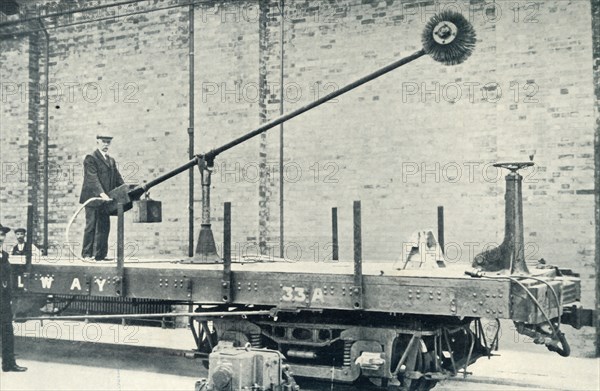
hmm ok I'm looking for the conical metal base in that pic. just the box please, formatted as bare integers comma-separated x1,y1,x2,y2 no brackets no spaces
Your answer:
473,163,531,274
182,224,221,264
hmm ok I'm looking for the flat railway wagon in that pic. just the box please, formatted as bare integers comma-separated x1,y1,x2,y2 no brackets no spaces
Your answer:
11,175,588,390
8,11,593,391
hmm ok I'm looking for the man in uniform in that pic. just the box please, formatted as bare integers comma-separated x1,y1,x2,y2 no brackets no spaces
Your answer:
11,228,40,257
79,134,125,261
0,224,27,372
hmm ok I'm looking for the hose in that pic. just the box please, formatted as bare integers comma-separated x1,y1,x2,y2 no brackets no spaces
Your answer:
466,270,570,356
511,274,562,329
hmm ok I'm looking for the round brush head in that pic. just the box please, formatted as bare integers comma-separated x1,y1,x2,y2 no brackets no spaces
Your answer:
422,11,476,66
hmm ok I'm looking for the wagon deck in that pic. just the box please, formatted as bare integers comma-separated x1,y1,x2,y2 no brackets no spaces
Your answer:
13,256,574,324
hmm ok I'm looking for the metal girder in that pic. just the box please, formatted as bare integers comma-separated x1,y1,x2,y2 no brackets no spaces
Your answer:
15,264,517,319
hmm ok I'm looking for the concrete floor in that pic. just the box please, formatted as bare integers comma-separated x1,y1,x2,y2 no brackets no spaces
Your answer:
1,354,598,391
1,321,598,391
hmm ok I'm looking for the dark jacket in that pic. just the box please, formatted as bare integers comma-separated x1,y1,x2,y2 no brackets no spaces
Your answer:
11,244,25,256
0,251,12,308
79,149,125,204
11,243,38,256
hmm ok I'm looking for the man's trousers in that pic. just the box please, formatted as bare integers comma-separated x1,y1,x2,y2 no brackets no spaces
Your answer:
1,301,15,368
82,206,110,260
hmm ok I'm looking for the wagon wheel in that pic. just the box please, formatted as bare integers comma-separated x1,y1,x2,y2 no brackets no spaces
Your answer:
399,351,438,391
413,351,438,391
387,336,439,391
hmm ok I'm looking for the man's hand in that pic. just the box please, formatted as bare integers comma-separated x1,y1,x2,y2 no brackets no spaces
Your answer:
100,193,111,201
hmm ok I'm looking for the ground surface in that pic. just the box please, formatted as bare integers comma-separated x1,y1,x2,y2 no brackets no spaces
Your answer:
0,321,598,391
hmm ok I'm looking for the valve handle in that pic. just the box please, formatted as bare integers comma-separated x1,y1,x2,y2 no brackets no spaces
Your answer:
493,161,534,173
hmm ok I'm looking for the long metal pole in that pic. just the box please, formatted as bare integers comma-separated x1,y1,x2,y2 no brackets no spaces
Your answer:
15,310,272,322
40,18,50,254
205,49,426,160
129,158,197,199
188,3,195,257
127,49,427,199
278,0,285,258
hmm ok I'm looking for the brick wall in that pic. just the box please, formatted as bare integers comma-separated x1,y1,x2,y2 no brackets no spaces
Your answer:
0,36,29,229
0,0,597,355
1,0,262,258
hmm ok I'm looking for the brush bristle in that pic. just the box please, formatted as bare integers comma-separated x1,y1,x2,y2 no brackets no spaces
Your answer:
422,11,476,66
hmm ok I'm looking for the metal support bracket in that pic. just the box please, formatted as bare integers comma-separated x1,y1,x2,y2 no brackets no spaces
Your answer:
189,156,220,263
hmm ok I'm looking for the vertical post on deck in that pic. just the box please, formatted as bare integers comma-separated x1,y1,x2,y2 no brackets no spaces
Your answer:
25,205,34,269
116,203,125,296
437,205,445,252
332,207,339,261
352,201,363,310
222,202,232,303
